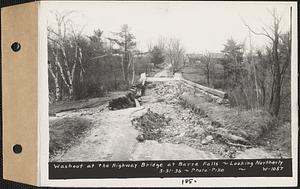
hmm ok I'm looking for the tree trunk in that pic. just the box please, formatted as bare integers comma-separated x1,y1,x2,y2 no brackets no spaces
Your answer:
68,86,74,100
131,57,135,85
123,42,129,83
270,33,281,116
271,72,281,116
67,61,77,100
123,54,129,83
120,55,125,81
48,63,61,101
249,30,259,108
207,68,210,86
260,82,266,107
54,77,60,101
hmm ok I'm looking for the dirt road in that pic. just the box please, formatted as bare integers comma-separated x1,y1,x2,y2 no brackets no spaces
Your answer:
51,68,278,162
52,103,221,161
51,77,223,161
154,64,172,77
51,107,141,161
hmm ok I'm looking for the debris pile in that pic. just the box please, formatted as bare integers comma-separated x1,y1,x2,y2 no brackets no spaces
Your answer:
136,80,283,159
131,108,171,142
108,83,145,110
201,135,214,145
153,82,184,103
108,94,136,110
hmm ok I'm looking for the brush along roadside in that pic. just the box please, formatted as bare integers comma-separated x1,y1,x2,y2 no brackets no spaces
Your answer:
133,81,288,158
49,117,93,159
179,93,278,147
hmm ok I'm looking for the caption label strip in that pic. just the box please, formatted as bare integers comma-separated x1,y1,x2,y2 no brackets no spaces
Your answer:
49,159,292,179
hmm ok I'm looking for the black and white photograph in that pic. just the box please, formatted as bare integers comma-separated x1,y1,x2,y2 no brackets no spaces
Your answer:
0,0,297,187
46,1,295,173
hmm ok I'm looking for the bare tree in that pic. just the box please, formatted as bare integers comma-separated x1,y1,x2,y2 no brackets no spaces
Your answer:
107,24,136,84
248,30,260,108
48,11,85,100
166,38,185,74
156,36,168,54
200,52,214,86
242,8,291,116
129,50,145,85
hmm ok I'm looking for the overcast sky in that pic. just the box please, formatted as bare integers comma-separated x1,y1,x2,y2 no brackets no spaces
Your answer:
44,1,292,53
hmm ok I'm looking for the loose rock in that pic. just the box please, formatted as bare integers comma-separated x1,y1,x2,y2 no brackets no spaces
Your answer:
202,135,213,145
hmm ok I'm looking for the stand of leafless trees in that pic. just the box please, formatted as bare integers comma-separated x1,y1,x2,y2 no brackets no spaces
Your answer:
243,9,291,117
48,12,154,102
147,37,185,73
185,9,291,120
166,38,185,74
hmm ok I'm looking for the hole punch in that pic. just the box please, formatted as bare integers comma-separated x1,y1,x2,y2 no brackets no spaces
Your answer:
13,144,22,154
11,42,21,52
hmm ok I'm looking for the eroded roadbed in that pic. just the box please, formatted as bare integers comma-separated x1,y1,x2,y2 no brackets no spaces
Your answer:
51,104,221,162
51,107,142,162
50,81,281,162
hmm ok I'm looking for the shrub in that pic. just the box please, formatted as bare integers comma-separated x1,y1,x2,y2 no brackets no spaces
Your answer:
49,117,92,158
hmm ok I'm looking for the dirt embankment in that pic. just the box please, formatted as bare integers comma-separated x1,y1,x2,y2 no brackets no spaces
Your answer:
136,81,290,159
49,117,93,158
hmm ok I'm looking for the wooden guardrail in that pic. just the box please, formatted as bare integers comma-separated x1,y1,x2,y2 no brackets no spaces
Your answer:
174,72,228,99
140,72,228,99
181,78,228,99
146,77,175,82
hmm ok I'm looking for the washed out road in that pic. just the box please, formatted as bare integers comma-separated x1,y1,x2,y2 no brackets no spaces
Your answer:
51,66,222,162
51,66,275,162
51,96,220,162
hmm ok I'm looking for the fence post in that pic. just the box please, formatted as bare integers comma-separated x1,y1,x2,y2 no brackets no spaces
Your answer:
140,73,146,85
